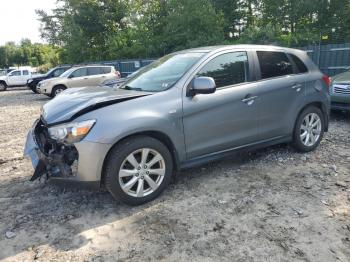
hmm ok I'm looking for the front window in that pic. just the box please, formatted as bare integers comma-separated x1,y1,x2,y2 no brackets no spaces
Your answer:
197,52,249,88
120,52,205,92
70,68,88,78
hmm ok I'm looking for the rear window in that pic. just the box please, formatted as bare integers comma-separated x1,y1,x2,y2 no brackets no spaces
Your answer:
289,54,308,74
257,51,293,79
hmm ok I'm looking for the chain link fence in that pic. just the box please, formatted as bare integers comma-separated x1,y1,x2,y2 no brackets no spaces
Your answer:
97,43,350,78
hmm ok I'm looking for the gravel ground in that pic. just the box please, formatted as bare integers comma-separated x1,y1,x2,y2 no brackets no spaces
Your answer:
0,88,349,262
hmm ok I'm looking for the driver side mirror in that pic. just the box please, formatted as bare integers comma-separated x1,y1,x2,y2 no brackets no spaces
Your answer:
187,76,216,97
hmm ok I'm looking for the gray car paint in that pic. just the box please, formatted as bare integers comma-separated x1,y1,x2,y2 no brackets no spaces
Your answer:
25,45,330,183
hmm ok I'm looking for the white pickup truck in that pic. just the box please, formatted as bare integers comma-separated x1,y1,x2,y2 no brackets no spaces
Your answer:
0,69,32,91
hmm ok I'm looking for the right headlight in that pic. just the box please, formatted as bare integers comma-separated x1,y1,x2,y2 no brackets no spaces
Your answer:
48,120,96,144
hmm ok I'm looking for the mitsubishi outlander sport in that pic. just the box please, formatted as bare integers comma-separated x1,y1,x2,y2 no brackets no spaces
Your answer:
24,45,331,205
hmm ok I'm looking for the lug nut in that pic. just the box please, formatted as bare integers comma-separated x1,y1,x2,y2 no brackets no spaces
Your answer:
146,171,149,174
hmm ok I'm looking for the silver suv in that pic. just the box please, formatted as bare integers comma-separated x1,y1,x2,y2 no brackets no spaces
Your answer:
24,45,330,205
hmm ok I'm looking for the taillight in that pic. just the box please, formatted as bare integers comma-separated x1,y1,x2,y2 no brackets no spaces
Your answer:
322,75,331,87
115,71,121,79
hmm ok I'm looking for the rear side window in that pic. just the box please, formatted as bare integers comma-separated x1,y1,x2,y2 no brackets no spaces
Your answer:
23,70,29,75
257,51,293,79
101,67,112,74
289,54,308,74
198,52,249,88
87,67,101,76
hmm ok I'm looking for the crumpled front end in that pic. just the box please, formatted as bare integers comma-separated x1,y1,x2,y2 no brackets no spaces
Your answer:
24,119,79,181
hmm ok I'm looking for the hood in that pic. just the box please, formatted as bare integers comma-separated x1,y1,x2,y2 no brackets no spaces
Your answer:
332,70,350,84
0,75,6,80
42,86,151,125
31,74,47,81
40,77,62,85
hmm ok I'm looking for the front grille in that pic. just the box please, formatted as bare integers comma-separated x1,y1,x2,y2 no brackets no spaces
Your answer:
333,85,350,95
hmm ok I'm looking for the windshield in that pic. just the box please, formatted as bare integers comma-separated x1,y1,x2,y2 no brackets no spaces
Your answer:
60,68,76,78
120,52,205,92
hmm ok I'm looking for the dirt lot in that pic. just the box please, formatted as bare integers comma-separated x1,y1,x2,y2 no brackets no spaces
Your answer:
0,88,349,262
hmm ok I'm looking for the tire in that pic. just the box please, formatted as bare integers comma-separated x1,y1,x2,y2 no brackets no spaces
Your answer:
104,136,173,205
293,106,325,152
0,81,7,91
51,85,66,98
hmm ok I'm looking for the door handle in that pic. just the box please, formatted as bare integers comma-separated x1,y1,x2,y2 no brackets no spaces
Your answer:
242,95,258,105
292,83,303,92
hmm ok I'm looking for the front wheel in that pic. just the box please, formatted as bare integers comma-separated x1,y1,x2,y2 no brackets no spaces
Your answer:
51,85,65,98
0,82,7,91
293,106,325,152
104,136,173,205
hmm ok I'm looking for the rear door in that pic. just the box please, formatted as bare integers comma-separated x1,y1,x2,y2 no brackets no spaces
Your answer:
87,67,109,86
20,70,30,85
253,51,306,140
183,51,260,159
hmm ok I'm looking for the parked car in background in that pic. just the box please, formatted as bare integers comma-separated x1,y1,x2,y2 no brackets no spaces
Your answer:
24,45,330,205
0,69,32,91
27,65,72,93
330,68,350,111
99,70,137,88
0,69,15,76
37,65,120,97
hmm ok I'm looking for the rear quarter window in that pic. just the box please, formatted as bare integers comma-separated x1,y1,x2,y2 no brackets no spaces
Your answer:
101,67,112,74
257,51,293,79
289,54,308,74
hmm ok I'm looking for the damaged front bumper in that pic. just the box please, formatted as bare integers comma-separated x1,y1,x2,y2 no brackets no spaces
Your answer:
24,119,111,186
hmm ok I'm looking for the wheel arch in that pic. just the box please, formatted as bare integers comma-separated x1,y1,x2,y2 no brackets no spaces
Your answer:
294,102,329,133
100,131,181,187
0,80,8,86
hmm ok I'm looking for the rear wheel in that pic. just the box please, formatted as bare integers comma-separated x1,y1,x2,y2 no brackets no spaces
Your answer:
293,106,324,152
0,82,7,91
104,136,173,205
51,85,66,97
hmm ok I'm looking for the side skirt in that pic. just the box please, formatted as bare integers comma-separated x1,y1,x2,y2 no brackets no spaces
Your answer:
180,136,292,170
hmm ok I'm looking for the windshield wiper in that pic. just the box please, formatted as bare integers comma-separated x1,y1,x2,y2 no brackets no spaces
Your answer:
122,85,143,91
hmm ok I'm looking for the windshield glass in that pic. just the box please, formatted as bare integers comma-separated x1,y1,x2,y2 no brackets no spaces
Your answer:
120,52,205,92
60,68,76,78
45,68,56,76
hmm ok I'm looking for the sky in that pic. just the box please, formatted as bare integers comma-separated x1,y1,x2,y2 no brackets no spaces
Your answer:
0,0,56,45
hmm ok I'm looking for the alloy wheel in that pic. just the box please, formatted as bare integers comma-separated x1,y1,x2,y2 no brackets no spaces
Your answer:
55,88,64,96
118,148,166,198
0,83,6,91
300,113,322,147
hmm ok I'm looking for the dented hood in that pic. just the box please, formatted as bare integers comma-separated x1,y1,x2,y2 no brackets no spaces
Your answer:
42,86,151,125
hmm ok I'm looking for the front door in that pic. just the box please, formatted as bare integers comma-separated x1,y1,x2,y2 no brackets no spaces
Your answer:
7,70,22,86
67,68,89,88
183,51,260,159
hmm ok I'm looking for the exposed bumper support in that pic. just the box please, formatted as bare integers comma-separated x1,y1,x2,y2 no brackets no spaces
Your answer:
24,122,111,184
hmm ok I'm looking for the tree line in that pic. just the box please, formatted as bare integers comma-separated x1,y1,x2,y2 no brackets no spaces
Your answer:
2,0,350,68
